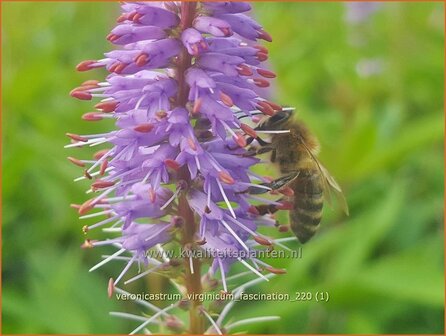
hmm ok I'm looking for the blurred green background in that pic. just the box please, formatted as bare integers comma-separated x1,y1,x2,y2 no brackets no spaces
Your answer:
2,1,444,334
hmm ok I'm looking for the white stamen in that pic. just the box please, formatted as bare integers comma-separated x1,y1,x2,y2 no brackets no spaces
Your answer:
201,308,222,335
74,167,112,182
160,188,180,210
87,216,120,231
247,194,282,205
216,179,236,218
79,210,114,220
102,227,122,233
220,120,237,138
156,244,170,263
217,258,228,293
274,237,298,243
129,304,175,335
64,137,107,148
189,255,194,274
239,182,272,191
135,93,147,110
124,265,162,285
102,255,131,261
226,316,280,331
144,225,170,242
237,257,269,282
221,220,249,252
109,312,150,323
91,238,121,247
225,271,252,283
208,154,222,172
92,185,118,204
103,195,137,203
90,137,113,147
225,215,256,236
255,130,290,134
273,240,292,252
87,149,113,173
194,155,201,172
89,248,126,272
114,255,136,285
110,218,124,228
206,183,211,209
114,287,167,314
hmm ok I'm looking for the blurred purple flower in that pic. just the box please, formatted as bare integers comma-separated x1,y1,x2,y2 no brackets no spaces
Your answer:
345,2,381,24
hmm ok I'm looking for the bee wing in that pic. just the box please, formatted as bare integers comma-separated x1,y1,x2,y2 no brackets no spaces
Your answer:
319,163,349,216
298,136,350,216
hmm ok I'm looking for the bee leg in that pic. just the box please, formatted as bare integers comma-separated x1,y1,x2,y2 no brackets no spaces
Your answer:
242,145,275,157
246,136,270,147
265,172,299,190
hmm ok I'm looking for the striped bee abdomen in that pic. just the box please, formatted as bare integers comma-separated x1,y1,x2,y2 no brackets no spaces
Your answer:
290,169,324,244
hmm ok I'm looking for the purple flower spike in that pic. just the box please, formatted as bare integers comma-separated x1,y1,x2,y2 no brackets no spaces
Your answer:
69,2,289,333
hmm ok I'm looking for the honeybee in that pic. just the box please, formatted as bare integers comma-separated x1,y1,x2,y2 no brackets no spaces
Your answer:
248,108,349,243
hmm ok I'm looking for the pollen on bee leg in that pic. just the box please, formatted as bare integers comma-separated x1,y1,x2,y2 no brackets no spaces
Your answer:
82,225,89,234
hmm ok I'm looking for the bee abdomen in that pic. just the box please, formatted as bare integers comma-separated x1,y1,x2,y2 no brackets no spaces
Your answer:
290,173,324,244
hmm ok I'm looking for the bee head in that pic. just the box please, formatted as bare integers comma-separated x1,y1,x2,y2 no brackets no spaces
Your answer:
257,107,294,131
